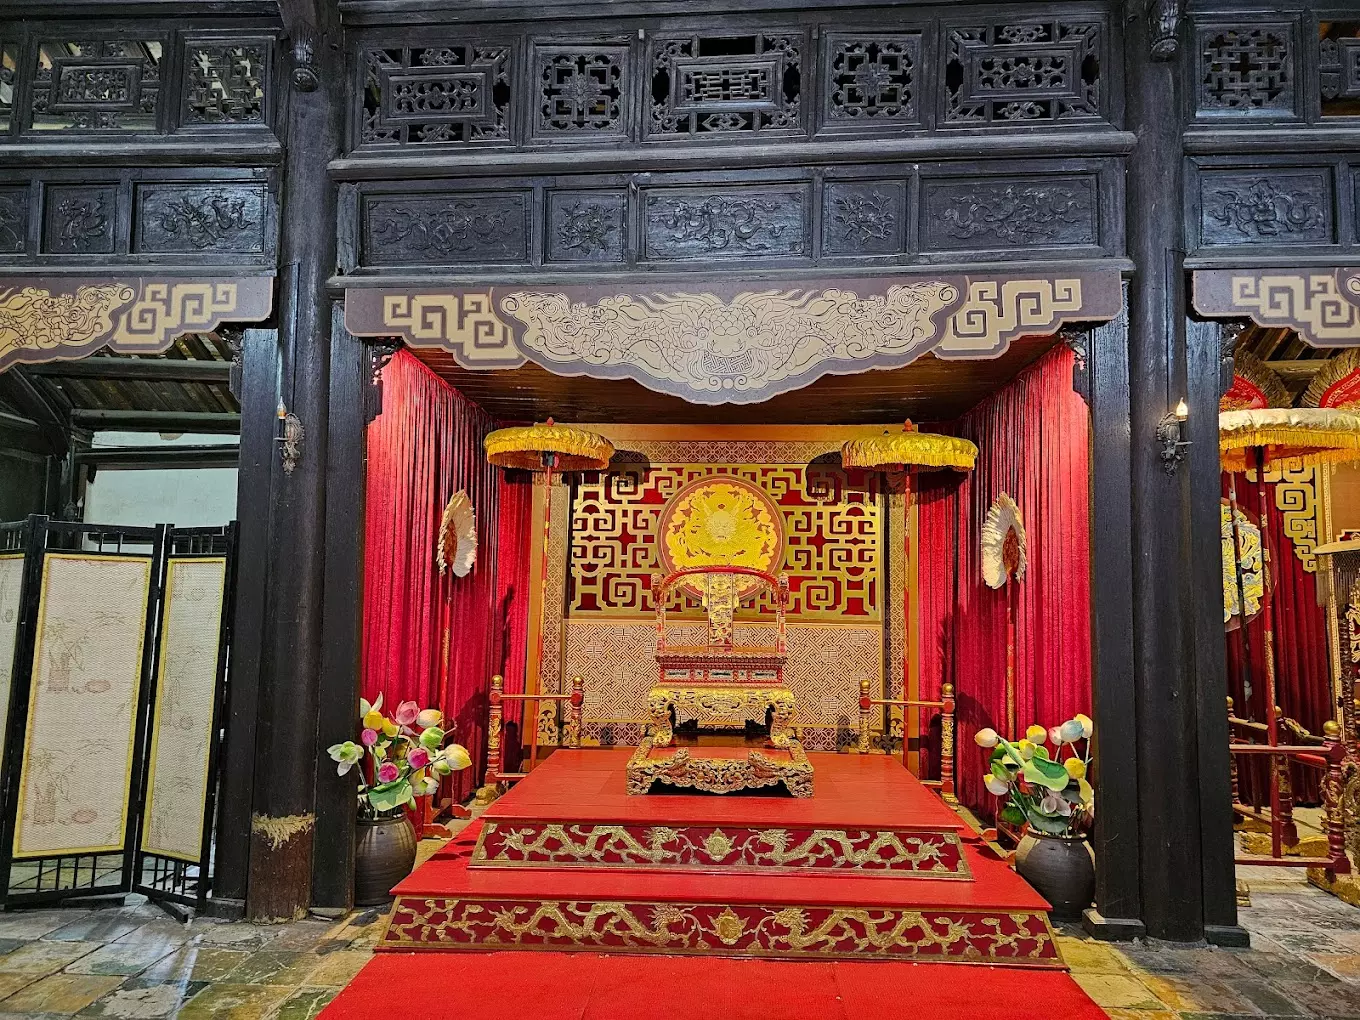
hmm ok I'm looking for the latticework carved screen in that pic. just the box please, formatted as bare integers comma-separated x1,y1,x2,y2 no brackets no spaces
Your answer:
141,558,226,862
13,554,152,859
541,431,904,752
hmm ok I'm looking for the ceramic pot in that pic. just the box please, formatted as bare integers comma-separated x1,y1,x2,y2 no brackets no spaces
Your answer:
1014,831,1095,920
354,812,417,906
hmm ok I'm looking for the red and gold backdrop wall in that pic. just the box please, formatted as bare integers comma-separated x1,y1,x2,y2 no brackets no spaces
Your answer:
525,426,913,753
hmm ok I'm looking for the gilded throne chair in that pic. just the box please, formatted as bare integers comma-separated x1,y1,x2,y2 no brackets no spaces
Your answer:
646,565,797,748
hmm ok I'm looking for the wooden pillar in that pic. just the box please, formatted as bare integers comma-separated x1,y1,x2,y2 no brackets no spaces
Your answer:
1083,301,1144,940
1187,318,1245,944
242,0,344,921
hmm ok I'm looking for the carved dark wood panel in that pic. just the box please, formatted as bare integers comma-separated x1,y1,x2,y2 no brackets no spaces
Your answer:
646,31,805,138
181,38,270,127
642,185,806,259
1320,24,1360,117
923,176,1097,250
0,187,28,254
532,43,629,140
0,37,15,133
43,184,117,254
1198,171,1332,245
822,180,905,255
359,43,512,146
30,39,164,132
363,193,529,264
941,20,1103,125
134,183,267,253
1194,23,1297,119
822,32,922,130
546,191,626,262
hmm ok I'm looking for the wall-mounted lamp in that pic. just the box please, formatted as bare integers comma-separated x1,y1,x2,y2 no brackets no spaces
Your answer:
1157,399,1191,474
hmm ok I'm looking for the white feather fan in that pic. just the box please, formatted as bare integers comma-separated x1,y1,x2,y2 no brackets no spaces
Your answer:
981,492,1027,590
437,490,477,578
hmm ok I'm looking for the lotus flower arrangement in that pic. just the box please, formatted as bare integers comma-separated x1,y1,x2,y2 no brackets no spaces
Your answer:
327,693,472,817
974,714,1093,836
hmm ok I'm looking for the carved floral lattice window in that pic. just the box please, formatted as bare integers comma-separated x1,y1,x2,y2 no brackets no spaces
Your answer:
31,40,163,131
943,21,1102,124
534,45,628,138
182,42,268,125
360,43,512,146
647,32,803,137
1196,25,1295,117
824,33,921,127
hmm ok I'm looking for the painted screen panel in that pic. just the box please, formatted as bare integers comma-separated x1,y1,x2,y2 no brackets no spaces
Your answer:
141,558,226,862
13,554,151,859
0,554,23,765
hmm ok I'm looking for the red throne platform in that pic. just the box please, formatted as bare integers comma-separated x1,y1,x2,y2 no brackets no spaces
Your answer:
376,749,1061,967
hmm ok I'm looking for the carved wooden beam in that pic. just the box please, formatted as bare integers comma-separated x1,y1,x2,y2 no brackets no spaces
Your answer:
1192,268,1360,348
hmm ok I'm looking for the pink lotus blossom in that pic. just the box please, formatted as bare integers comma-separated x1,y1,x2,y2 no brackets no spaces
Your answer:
395,701,420,727
377,761,399,784
360,728,379,747
407,747,431,770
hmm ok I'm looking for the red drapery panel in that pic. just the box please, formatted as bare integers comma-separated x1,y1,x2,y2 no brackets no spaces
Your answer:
917,345,1092,816
493,472,534,745
362,350,502,802
1223,481,1331,804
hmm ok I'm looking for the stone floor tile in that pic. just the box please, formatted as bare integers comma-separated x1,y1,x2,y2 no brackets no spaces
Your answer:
1274,978,1360,1017
302,950,370,988
1239,949,1341,983
65,942,179,978
1226,977,1310,1015
45,913,148,944
220,950,319,986
115,921,191,948
0,942,23,958
1100,1011,1177,1020
175,982,292,1020
137,947,250,985
0,940,101,975
1309,952,1360,980
1117,944,1251,979
264,921,334,952
192,923,281,950
0,973,41,1001
1070,972,1166,1010
273,988,337,1020
1057,936,1133,974
0,911,87,941
1262,929,1351,956
78,983,188,1019
1134,975,1259,1013
0,973,124,1014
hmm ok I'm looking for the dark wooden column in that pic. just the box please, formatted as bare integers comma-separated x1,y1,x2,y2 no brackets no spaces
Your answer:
1187,318,1246,945
1082,298,1145,940
242,1,344,920
1123,0,1201,943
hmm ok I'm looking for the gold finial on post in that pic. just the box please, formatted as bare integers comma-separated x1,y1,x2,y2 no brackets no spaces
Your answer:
857,679,872,754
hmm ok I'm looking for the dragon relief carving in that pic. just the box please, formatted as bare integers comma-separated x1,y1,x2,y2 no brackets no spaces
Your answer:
152,193,256,250
940,184,1089,244
1207,178,1326,239
498,283,958,402
555,201,616,256
0,284,135,368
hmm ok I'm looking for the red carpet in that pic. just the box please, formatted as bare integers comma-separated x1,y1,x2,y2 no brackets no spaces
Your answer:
321,952,1107,1020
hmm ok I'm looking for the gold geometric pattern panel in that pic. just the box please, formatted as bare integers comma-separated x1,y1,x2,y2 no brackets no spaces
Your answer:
0,277,274,373
1249,460,1320,572
1192,268,1360,347
142,559,226,862
14,554,151,859
570,464,881,622
565,619,882,733
0,554,23,767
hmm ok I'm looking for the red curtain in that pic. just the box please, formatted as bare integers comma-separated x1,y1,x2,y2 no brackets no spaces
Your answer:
493,472,535,752
362,350,502,802
917,345,1093,817
1223,480,1331,804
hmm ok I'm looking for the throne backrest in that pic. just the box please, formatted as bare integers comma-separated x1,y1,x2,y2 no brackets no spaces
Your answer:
651,566,789,653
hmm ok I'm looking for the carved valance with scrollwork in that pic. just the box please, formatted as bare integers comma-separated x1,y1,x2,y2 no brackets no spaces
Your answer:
344,270,1122,406
1193,268,1360,347
0,276,274,374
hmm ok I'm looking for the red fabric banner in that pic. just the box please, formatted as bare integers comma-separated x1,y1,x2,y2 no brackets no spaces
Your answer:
362,350,504,802
917,345,1093,817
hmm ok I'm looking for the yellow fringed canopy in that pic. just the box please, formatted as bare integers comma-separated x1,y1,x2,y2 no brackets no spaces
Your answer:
841,424,978,472
484,421,614,472
1219,407,1360,472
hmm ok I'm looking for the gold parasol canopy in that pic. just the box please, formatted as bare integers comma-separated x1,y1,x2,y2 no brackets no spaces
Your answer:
1219,407,1360,473
841,422,978,472
484,419,614,472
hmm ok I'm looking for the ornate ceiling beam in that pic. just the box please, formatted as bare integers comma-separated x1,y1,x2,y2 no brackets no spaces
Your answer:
1192,268,1360,348
345,270,1123,406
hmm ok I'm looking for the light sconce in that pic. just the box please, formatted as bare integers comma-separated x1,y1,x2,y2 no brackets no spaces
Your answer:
1157,399,1191,474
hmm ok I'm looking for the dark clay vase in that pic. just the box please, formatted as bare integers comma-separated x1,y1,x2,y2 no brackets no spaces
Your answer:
1014,832,1095,920
354,813,417,906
